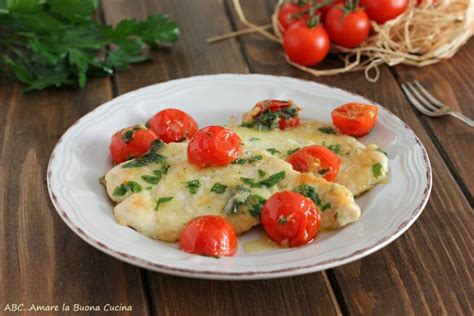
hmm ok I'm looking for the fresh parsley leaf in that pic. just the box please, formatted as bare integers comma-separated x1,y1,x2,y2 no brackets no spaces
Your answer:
325,144,342,155
112,181,142,196
278,216,289,224
231,155,262,165
287,148,300,155
372,163,383,178
185,180,200,194
246,194,266,218
240,177,261,188
231,158,246,165
112,183,128,196
294,184,331,212
0,2,179,92
266,148,280,155
260,171,285,187
142,175,160,185
122,152,166,168
258,169,266,178
210,183,227,194
127,181,142,193
155,197,173,210
318,127,336,134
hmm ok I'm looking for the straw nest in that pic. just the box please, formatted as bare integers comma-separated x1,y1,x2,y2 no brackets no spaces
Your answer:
231,0,473,82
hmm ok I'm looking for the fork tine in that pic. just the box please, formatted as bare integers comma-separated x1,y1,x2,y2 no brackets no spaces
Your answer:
413,81,445,109
405,82,439,112
401,83,435,116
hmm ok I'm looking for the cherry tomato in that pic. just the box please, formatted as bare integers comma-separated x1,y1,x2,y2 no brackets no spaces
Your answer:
278,3,305,31
147,108,198,143
187,126,242,168
325,6,370,48
179,215,237,257
287,145,342,181
317,0,343,22
331,103,378,137
109,125,158,164
360,0,408,24
261,191,321,247
283,21,330,66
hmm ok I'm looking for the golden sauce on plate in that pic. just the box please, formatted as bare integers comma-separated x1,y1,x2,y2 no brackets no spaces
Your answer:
243,233,280,254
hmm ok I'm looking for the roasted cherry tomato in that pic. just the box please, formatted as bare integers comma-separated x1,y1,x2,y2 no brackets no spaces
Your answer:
179,215,238,257
325,6,370,48
147,108,198,143
109,125,158,164
360,0,408,24
283,20,330,66
187,126,242,168
287,145,342,181
261,191,321,247
331,103,378,137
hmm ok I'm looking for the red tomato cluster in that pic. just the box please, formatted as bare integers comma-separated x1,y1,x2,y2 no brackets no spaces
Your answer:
109,108,198,164
278,0,409,66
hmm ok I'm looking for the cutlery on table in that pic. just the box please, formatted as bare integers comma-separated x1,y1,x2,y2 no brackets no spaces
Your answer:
401,81,474,127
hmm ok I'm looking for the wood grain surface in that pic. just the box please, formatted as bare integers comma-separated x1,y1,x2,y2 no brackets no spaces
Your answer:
0,0,472,315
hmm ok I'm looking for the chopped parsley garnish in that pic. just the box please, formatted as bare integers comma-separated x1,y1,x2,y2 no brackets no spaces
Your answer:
318,127,337,134
318,168,329,175
241,171,286,188
185,180,201,194
278,216,289,224
260,171,286,187
210,183,227,194
372,163,383,178
266,148,280,155
112,184,128,196
149,139,165,152
325,144,342,155
121,129,135,143
245,194,266,218
231,155,263,165
241,177,260,188
122,152,166,168
249,137,260,141
287,148,300,155
153,165,169,181
231,158,246,165
294,184,331,212
142,175,160,185
155,197,173,210
112,181,142,196
258,169,266,178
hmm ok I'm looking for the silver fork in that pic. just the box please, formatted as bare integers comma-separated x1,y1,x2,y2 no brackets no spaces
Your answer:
401,81,474,127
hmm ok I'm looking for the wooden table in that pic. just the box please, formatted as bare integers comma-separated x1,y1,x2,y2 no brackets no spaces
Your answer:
1,0,472,315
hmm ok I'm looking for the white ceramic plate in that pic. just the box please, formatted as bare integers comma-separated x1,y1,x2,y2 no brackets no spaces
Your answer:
47,74,431,280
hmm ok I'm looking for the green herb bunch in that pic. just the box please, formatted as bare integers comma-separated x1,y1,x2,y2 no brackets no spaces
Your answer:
0,0,179,92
